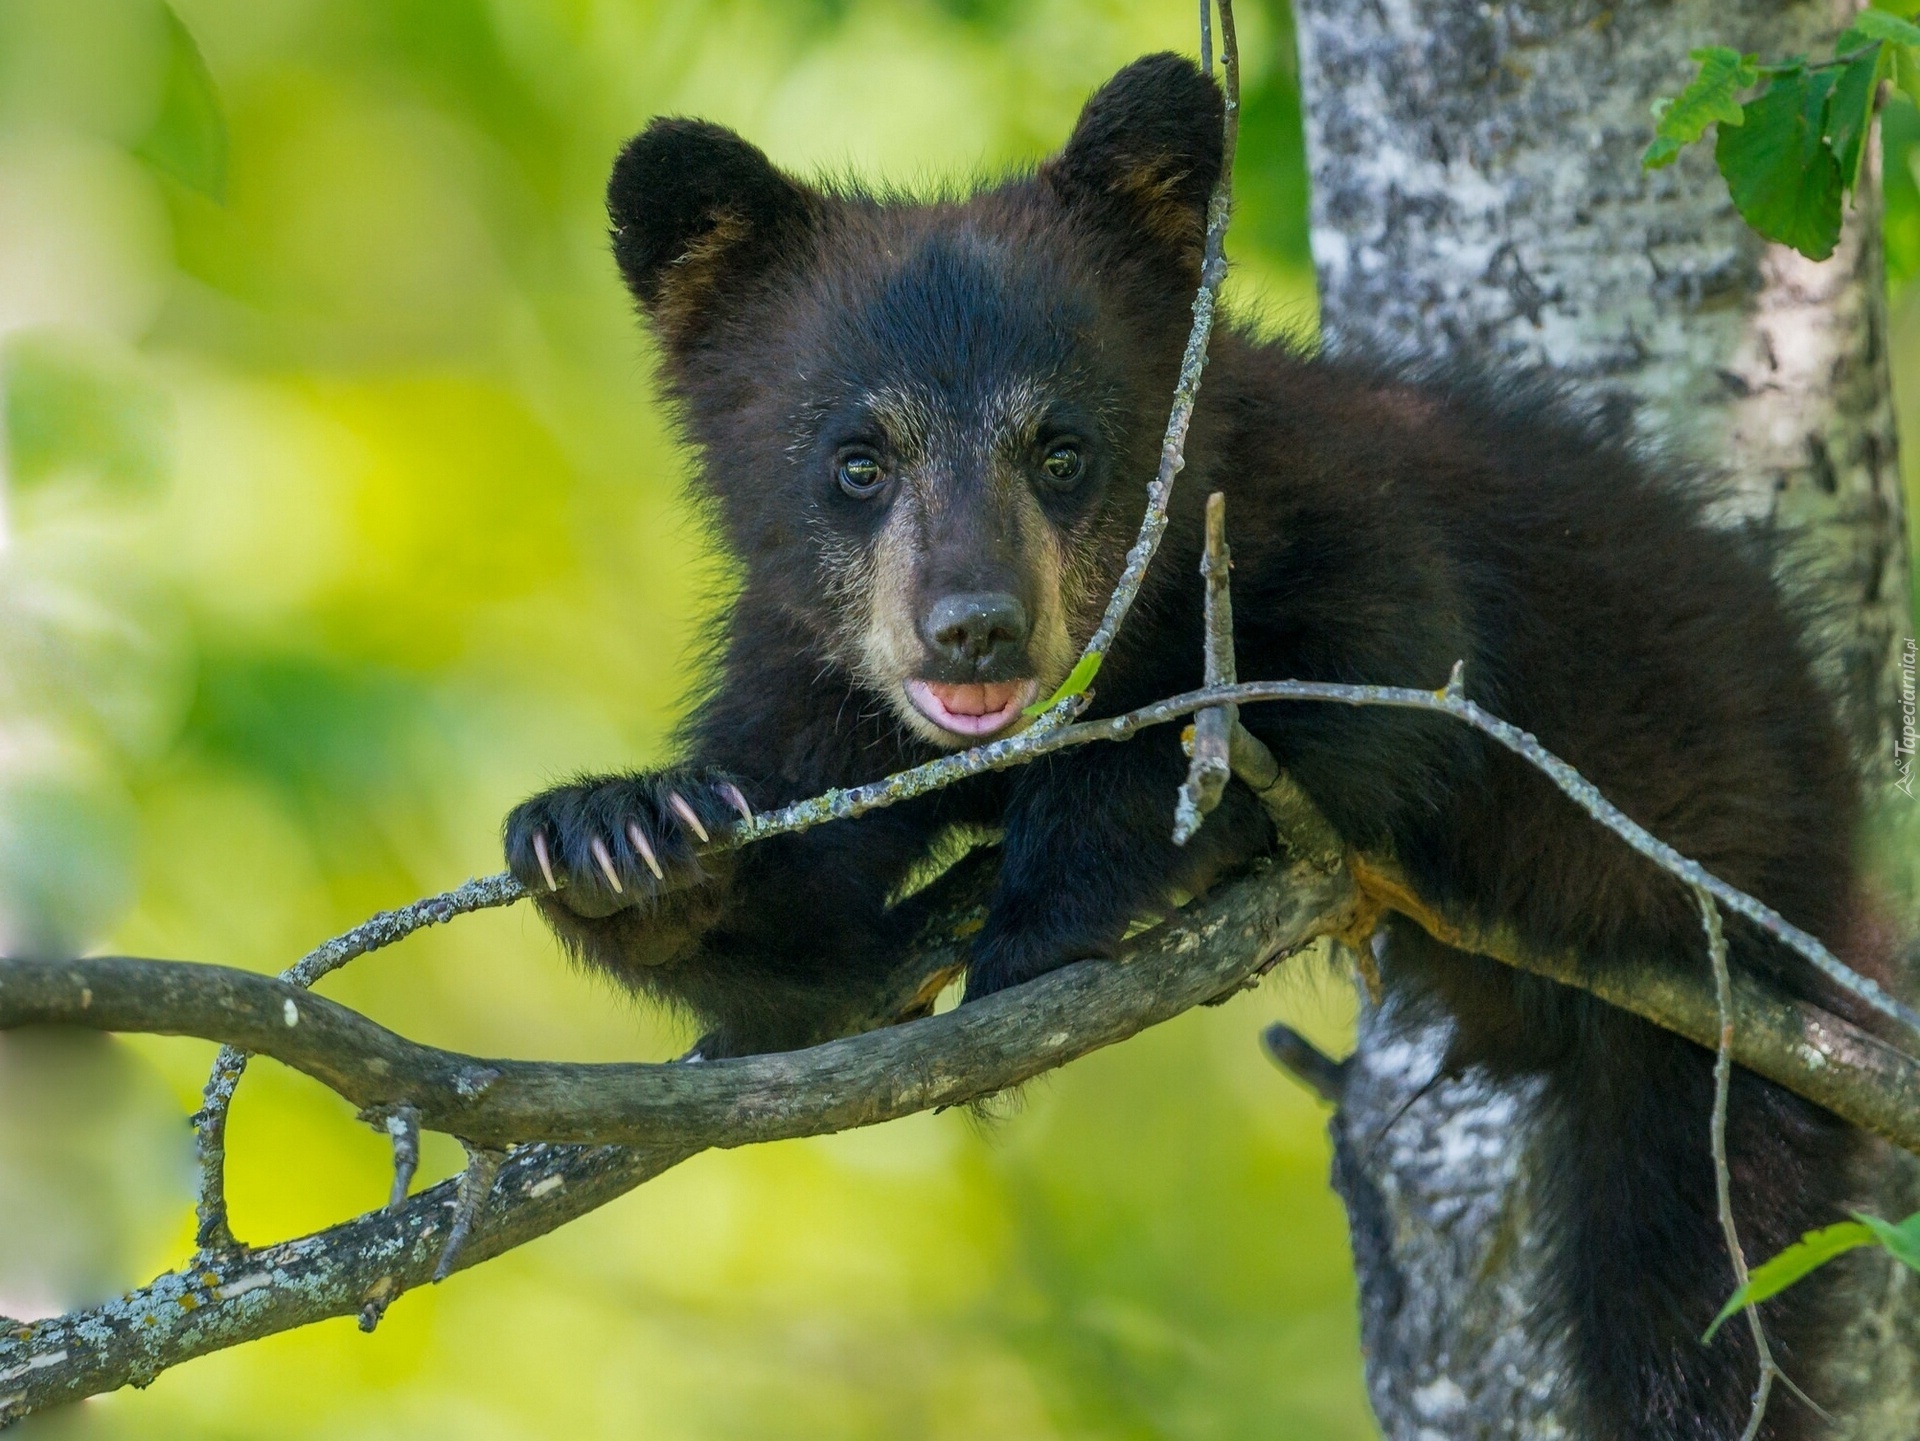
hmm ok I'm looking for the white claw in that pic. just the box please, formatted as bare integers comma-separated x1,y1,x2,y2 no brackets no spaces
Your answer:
667,791,710,843
627,822,665,881
532,830,558,892
590,835,623,894
720,783,754,826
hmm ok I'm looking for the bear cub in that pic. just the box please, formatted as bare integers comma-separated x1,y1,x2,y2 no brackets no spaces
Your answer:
506,54,1866,1441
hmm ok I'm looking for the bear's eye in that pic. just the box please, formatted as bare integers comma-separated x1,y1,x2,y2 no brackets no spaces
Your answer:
1040,442,1085,488
837,452,886,498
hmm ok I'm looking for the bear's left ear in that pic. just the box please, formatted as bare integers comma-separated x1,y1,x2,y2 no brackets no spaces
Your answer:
1043,53,1224,273
607,118,820,344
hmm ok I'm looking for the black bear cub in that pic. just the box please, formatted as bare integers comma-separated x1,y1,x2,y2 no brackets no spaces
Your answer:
506,54,1872,1441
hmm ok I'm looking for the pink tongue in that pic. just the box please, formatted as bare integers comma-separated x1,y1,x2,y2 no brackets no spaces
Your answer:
925,682,1020,716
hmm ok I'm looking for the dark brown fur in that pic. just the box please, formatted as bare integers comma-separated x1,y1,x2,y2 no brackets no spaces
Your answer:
505,55,1869,1439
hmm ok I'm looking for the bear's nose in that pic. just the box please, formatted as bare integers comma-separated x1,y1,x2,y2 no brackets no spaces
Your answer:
923,591,1031,665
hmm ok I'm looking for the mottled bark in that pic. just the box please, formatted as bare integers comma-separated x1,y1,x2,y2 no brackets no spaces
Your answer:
1288,0,1918,1434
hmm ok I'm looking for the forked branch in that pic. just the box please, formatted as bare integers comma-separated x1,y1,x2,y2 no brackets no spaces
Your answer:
0,847,1351,1422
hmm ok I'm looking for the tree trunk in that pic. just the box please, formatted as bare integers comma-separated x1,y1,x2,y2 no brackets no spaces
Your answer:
1285,0,1919,1434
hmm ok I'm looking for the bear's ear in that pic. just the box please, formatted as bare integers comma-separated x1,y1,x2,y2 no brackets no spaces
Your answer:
607,119,818,342
1043,53,1223,272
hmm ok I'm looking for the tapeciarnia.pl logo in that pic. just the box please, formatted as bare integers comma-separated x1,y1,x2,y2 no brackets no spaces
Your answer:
1897,638,1917,798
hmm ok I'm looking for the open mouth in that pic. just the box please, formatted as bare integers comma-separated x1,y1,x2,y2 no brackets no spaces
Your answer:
904,678,1040,739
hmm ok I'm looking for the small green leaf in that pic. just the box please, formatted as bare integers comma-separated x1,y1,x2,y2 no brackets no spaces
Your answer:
1704,1221,1874,1343
1902,50,1920,104
1715,68,1845,260
1826,44,1887,191
1854,9,1920,48
1643,47,1760,170
1855,1210,1920,1272
132,5,228,202
1895,40,1920,108
1025,652,1103,716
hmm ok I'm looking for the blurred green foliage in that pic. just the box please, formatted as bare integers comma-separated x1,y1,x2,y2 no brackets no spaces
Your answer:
0,1,1368,1437
11,2,1920,1435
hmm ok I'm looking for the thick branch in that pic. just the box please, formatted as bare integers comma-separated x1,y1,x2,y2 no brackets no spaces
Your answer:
4,859,1917,1162
0,1141,694,1423
0,858,1349,1155
1340,853,1920,1162
0,853,1348,1422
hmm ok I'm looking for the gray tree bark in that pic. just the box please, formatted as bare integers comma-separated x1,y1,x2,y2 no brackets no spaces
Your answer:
1286,0,1919,1435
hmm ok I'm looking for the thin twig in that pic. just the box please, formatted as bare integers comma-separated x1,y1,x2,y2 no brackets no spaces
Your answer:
188,1051,246,1254
1758,42,1879,77
1031,0,1239,725
383,1107,421,1211
435,1144,507,1282
245,670,1907,1049
721,673,1918,1035
319,668,1906,1041
1699,887,1778,1441
1174,491,1236,844
1222,719,1344,868
190,874,525,1253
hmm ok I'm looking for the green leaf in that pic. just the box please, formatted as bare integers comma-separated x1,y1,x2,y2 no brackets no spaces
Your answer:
132,5,228,201
1025,652,1103,716
1715,68,1845,260
1704,1221,1873,1342
1644,47,1760,170
1854,9,1920,47
1897,43,1920,108
1827,44,1887,191
1855,1210,1920,1272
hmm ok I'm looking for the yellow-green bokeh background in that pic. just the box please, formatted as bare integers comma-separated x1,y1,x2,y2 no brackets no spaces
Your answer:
0,2,1377,1437
9,3,1920,1438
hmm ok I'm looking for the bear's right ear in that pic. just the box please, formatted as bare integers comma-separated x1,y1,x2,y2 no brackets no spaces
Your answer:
607,119,818,342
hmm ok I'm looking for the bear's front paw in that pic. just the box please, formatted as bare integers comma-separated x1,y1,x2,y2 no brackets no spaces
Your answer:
503,771,754,919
